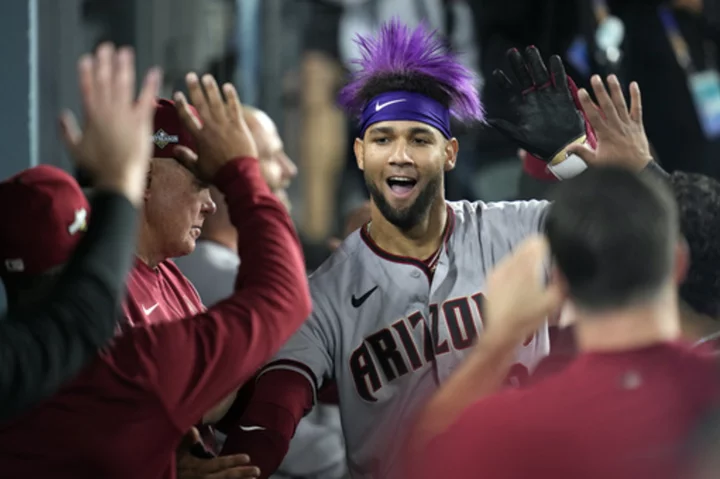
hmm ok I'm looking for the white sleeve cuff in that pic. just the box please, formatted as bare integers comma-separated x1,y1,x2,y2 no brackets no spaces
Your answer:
547,135,589,180
547,153,588,180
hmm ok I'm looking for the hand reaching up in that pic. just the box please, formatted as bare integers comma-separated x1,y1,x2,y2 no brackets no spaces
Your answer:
60,43,162,205
566,75,652,172
173,74,258,183
484,236,566,345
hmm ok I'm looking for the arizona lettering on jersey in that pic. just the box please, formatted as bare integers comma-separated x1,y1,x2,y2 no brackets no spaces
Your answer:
351,292,490,402
262,200,550,478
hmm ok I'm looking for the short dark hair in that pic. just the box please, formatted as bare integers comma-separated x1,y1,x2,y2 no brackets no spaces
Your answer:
357,73,452,111
671,171,720,318
545,167,679,312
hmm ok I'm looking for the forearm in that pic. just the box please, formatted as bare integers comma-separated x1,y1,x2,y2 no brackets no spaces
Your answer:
0,192,138,420
145,158,312,428
412,334,517,448
221,370,313,479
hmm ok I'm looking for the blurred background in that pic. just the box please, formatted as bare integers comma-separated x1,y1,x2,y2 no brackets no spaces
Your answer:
3,0,720,272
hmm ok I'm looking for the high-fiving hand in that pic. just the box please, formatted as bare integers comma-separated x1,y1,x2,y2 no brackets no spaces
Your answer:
488,46,586,162
483,236,566,346
173,73,258,183
59,43,162,205
566,75,652,172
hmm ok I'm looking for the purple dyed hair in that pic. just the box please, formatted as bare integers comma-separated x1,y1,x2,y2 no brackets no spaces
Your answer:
337,19,484,123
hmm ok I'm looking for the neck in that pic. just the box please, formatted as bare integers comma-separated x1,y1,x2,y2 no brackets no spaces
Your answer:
679,301,720,342
368,197,447,259
573,284,682,353
136,218,167,268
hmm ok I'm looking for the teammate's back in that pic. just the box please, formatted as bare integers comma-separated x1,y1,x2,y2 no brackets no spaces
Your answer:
430,341,719,479
409,167,720,479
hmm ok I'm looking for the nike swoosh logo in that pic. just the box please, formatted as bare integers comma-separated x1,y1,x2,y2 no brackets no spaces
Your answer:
142,303,159,315
239,425,266,432
351,286,378,308
375,99,407,111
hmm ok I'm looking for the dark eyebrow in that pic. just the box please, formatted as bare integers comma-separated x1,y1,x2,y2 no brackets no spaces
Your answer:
368,126,436,136
409,127,434,136
368,126,395,136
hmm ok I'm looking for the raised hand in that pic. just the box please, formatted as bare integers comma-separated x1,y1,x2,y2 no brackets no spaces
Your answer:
60,43,162,205
566,75,652,172
173,74,258,183
488,46,586,162
483,236,566,345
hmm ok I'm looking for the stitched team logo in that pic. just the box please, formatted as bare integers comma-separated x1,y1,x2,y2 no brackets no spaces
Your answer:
153,129,179,149
68,208,88,235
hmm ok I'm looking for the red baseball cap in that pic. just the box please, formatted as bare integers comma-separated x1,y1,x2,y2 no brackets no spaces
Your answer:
152,98,199,158
0,165,90,276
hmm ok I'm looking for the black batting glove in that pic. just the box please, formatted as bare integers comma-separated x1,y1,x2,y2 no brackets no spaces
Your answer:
487,46,586,162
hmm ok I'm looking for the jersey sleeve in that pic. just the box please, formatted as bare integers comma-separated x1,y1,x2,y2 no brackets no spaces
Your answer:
101,158,312,433
260,286,337,402
476,199,550,252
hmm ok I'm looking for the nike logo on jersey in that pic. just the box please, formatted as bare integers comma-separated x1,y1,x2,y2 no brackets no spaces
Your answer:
351,286,378,308
238,425,266,432
142,303,160,315
375,99,407,111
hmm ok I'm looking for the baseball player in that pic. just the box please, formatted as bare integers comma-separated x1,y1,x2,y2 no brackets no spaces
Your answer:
219,20,653,478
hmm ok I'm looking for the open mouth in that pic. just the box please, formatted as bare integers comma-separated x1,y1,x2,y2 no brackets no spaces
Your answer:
386,176,418,196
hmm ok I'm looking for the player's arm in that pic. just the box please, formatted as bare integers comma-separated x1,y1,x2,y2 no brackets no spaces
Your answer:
411,237,562,449
407,394,528,479
217,298,336,479
0,192,138,421
107,156,310,430
489,47,659,181
0,44,160,421
105,75,312,432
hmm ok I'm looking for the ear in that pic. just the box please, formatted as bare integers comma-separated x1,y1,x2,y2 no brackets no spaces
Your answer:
556,302,577,328
354,138,365,171
549,263,567,286
443,138,460,172
674,237,690,286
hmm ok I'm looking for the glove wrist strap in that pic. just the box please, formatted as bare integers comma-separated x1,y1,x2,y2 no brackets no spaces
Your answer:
547,134,589,180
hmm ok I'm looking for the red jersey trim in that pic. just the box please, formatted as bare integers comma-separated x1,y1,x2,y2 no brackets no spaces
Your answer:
360,204,455,282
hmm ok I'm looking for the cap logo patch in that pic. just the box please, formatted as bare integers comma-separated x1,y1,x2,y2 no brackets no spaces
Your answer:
153,129,179,149
68,208,88,235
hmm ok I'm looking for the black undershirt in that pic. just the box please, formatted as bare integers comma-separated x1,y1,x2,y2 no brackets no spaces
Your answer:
0,191,138,422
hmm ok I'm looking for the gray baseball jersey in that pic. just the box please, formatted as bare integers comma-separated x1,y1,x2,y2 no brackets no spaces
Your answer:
262,199,550,478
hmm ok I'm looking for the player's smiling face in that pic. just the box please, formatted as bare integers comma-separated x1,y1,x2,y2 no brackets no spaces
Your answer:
356,120,458,230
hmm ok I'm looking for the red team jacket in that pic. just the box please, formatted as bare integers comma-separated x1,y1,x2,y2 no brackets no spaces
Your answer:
0,158,312,479
409,341,720,479
122,259,204,329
